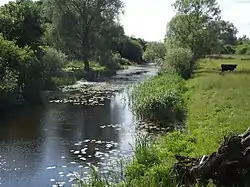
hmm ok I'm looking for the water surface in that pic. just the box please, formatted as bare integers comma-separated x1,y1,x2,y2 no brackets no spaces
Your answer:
0,64,157,187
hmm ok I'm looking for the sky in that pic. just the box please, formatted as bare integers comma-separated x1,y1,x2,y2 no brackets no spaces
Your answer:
0,0,250,42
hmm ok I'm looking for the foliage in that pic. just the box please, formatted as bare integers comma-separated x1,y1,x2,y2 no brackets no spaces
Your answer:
0,34,45,105
124,132,196,186
0,0,45,54
131,73,187,126
222,44,235,54
130,37,147,51
166,0,222,57
143,42,166,63
235,43,250,55
0,68,20,106
164,45,193,79
119,37,144,63
44,0,124,70
237,35,250,45
112,53,132,66
218,20,238,46
42,46,68,75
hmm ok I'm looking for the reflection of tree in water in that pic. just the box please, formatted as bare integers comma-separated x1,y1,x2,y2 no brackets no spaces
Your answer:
0,106,45,140
0,106,46,186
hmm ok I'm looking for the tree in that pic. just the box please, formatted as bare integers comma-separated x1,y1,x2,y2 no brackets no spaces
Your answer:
0,0,45,54
143,42,166,63
218,20,238,46
130,37,147,51
118,37,143,63
44,0,124,70
166,0,222,57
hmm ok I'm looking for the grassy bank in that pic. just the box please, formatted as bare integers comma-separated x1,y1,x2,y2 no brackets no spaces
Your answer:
122,55,250,186
73,55,250,186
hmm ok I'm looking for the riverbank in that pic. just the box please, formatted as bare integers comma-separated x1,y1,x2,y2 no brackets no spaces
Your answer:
108,55,250,186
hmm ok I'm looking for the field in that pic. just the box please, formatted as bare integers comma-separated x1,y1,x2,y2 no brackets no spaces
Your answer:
186,56,250,156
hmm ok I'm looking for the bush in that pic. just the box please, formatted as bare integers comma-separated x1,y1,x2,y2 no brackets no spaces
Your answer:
0,34,44,105
42,46,68,75
131,73,187,127
222,44,235,54
163,46,193,79
0,68,20,106
143,42,166,63
112,53,132,66
235,44,250,55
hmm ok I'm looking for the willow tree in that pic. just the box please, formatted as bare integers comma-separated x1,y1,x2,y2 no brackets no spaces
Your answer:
44,0,124,70
166,0,222,57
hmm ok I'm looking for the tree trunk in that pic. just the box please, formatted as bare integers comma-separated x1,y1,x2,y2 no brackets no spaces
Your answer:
83,59,90,71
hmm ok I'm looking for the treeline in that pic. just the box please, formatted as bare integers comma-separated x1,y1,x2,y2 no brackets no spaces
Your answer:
0,0,148,108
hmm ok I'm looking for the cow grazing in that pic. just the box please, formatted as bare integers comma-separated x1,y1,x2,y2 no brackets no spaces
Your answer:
220,64,237,73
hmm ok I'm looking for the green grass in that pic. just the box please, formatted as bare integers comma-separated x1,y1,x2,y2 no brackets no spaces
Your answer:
131,73,187,126
186,56,250,155
124,55,250,186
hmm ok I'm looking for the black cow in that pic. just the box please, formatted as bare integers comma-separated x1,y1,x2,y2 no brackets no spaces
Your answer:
221,64,237,73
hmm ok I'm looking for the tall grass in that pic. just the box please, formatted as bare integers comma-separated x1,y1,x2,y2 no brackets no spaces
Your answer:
131,73,187,127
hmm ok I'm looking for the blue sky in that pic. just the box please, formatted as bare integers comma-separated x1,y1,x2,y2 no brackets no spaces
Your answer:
1,0,250,41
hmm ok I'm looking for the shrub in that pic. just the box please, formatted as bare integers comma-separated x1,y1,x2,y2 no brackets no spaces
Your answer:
0,68,20,106
131,73,187,127
143,42,166,63
0,34,45,104
235,44,250,55
112,53,132,66
42,46,68,75
222,44,235,54
163,46,193,79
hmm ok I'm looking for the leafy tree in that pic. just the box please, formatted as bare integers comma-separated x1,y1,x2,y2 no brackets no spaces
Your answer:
166,0,221,58
130,37,147,51
143,42,166,63
164,45,193,79
119,37,143,63
93,23,125,65
218,20,238,46
0,34,45,105
0,0,45,54
44,0,124,70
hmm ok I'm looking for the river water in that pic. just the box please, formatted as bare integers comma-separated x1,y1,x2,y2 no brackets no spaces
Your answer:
0,64,157,187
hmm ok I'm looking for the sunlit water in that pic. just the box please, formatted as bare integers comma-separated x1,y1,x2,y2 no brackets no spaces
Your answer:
0,64,157,187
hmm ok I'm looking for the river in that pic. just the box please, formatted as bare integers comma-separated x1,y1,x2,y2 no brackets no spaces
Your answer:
0,64,157,187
